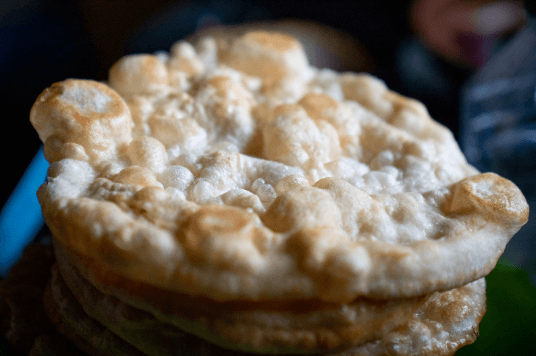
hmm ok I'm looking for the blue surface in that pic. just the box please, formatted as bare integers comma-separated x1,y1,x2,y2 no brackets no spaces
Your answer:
0,147,47,277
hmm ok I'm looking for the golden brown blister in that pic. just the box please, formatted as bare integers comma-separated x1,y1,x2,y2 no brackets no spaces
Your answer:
30,79,132,164
221,31,310,84
108,55,169,97
30,31,527,306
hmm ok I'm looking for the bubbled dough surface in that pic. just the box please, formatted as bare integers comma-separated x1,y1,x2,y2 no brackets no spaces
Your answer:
31,31,529,302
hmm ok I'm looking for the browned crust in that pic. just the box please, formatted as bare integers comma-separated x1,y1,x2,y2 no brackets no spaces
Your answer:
43,265,145,356
55,241,427,352
48,252,486,356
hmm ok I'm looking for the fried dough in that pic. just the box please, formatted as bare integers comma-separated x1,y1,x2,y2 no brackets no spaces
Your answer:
29,31,528,354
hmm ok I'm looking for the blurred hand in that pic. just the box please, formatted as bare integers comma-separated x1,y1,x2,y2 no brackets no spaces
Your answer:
410,0,527,67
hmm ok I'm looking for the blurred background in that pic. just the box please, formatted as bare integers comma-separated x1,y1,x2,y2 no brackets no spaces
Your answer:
1,0,535,354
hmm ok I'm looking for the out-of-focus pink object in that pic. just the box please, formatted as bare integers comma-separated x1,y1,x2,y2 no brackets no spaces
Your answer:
410,0,528,67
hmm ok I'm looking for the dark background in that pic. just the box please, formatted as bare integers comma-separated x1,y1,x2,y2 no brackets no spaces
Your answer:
1,0,535,354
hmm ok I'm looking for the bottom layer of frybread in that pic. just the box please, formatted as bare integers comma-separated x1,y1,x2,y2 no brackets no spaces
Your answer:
54,241,428,353
47,259,486,356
